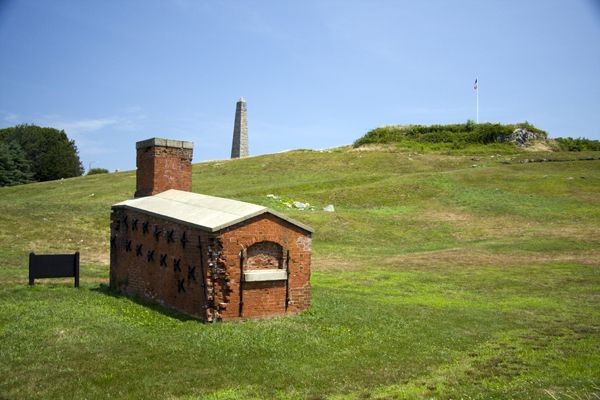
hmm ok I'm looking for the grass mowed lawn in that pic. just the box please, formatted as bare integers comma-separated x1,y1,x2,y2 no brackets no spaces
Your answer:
1,147,599,399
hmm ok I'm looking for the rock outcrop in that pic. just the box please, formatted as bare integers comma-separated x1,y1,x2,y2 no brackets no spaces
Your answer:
498,128,542,147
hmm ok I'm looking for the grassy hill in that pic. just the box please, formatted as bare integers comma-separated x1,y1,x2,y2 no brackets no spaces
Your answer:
1,145,599,399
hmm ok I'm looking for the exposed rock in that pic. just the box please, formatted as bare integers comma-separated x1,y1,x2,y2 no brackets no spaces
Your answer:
323,204,335,212
498,128,541,147
293,201,309,210
266,194,315,211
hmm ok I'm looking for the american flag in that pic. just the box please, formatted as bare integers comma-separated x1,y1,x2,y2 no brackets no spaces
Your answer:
474,78,478,90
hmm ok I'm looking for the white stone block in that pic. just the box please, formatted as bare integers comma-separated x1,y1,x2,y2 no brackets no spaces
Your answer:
243,269,288,282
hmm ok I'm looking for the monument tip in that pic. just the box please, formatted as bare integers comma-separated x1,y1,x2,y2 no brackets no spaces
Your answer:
238,96,245,103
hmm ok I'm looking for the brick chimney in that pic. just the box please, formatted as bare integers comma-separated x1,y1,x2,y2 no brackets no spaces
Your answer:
134,138,193,198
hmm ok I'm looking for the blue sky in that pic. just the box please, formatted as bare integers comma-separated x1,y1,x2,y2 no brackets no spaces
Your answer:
1,0,599,171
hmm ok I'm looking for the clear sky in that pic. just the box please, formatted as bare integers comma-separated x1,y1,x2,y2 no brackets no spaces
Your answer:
1,0,599,172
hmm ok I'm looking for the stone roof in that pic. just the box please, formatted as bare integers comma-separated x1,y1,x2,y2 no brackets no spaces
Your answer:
112,189,313,233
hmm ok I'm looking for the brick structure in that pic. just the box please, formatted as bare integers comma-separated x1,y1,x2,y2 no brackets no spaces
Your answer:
110,138,312,322
230,97,248,158
134,138,193,198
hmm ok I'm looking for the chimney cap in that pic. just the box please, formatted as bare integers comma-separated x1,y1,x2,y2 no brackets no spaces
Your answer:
136,137,193,150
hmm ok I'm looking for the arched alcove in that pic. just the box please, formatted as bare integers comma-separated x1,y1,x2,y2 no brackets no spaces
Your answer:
245,241,283,270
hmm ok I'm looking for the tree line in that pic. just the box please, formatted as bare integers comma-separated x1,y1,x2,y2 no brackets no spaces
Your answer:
0,124,84,187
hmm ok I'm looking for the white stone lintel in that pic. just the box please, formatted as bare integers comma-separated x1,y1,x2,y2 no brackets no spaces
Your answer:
243,269,287,282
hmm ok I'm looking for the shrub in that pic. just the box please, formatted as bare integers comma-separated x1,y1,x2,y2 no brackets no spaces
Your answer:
87,168,110,175
353,122,541,148
554,137,600,151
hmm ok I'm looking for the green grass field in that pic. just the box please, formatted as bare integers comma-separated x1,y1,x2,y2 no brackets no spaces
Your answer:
1,146,599,399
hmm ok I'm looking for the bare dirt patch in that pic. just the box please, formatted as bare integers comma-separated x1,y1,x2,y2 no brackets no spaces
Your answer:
524,142,554,152
382,248,600,270
420,210,472,222
82,251,109,265
314,248,600,273
313,256,363,272
350,144,398,152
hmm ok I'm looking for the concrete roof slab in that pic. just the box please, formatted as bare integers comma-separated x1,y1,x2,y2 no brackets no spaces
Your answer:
113,189,313,233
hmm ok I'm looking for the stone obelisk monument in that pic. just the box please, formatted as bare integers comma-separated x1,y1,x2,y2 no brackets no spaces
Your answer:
230,97,248,158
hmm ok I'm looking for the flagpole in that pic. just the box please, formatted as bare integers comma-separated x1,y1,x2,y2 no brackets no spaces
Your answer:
476,77,479,124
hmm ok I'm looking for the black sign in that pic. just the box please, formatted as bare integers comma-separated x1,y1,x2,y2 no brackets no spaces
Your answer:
29,252,80,288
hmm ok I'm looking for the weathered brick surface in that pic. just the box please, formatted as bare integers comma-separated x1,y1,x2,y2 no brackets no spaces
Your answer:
135,145,193,197
246,241,283,270
241,281,286,317
110,209,209,320
110,210,311,322
218,214,311,320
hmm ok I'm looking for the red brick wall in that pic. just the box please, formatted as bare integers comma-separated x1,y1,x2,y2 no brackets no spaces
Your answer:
218,213,312,320
110,209,210,320
110,210,312,322
241,280,286,317
135,145,193,197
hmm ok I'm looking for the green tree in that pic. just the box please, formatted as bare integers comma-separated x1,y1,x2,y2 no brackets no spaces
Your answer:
0,141,34,186
0,124,84,181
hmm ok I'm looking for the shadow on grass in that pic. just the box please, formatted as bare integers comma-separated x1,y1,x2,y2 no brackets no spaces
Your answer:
91,283,199,322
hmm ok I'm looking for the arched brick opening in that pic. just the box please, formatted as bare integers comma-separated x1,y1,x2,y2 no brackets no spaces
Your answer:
245,241,283,270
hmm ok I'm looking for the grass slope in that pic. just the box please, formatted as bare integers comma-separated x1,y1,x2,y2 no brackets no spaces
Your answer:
1,147,599,399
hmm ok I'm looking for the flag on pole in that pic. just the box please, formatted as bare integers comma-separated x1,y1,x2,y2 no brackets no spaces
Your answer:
474,77,479,123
